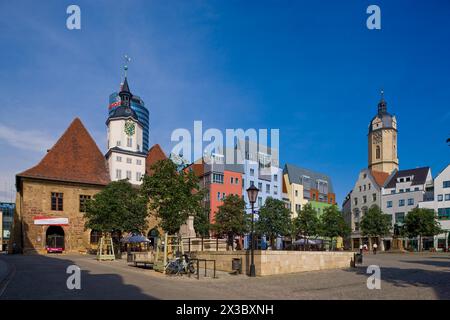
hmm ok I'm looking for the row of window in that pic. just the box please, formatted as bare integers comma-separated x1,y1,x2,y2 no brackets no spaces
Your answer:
437,194,450,202
354,193,377,206
248,180,279,195
390,187,420,194
116,138,134,148
51,192,91,212
116,156,142,165
115,169,143,182
249,168,278,182
358,183,372,192
386,198,415,208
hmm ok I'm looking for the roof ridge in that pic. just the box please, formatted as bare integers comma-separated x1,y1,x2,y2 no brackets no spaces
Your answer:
17,118,110,185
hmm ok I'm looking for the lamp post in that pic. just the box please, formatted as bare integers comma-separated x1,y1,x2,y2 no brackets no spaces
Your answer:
246,185,259,277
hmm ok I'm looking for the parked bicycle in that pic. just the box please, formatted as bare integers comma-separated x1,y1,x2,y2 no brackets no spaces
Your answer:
165,253,196,275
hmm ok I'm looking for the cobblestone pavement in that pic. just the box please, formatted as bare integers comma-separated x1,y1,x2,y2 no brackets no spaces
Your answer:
0,252,449,299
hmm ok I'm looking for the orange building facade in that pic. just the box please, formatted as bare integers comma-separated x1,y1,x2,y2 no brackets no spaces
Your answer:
188,156,244,225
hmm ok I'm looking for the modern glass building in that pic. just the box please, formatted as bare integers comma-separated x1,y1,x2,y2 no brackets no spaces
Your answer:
109,90,150,152
1,202,15,251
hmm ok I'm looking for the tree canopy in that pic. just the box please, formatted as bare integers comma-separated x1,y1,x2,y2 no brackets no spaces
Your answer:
360,205,391,238
85,180,148,235
194,208,211,237
320,205,350,249
403,208,442,251
214,194,249,247
141,158,205,235
256,197,292,249
294,203,321,240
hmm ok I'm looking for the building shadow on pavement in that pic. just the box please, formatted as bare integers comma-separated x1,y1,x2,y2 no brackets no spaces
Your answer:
399,259,450,268
346,264,450,299
0,254,156,300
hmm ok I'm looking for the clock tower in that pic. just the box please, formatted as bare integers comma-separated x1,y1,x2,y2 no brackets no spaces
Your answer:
106,77,146,185
368,91,399,174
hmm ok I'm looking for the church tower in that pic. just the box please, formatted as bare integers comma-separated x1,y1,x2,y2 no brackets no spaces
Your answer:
368,91,399,174
105,77,146,185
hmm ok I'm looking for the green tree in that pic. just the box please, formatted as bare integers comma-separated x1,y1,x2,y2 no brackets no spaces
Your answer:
85,180,149,253
294,203,321,250
194,209,211,237
256,197,291,250
403,208,442,251
320,205,350,250
214,194,249,250
360,205,391,250
141,159,205,235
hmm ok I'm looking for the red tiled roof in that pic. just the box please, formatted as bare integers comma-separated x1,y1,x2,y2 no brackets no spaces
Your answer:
145,144,167,176
370,170,390,187
17,118,110,186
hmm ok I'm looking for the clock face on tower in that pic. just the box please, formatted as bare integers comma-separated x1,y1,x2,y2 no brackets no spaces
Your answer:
124,120,135,136
372,131,382,144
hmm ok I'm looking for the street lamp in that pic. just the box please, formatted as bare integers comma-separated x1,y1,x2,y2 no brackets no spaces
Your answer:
246,184,259,277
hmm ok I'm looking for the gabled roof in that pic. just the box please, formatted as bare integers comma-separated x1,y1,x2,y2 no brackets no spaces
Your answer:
384,167,431,189
283,163,334,193
370,170,390,187
145,144,167,176
17,118,110,186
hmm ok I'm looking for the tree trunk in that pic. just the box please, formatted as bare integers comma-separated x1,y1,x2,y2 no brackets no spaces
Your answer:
419,235,422,252
368,237,372,253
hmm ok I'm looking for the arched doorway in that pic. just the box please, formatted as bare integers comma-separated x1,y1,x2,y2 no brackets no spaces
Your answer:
147,228,159,248
46,226,65,253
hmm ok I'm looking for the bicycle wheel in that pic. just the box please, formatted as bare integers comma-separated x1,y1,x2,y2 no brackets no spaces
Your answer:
188,262,196,274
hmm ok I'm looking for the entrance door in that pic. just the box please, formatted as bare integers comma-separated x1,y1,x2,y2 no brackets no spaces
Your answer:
46,226,65,253
147,228,159,249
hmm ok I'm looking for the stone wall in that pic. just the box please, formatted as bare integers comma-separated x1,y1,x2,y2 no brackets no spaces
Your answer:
13,178,104,254
194,250,355,276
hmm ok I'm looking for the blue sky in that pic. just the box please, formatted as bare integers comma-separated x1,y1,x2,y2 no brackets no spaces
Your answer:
0,0,449,204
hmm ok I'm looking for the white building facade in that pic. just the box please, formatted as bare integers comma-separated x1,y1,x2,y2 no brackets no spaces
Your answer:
419,164,450,251
348,169,389,250
382,167,433,249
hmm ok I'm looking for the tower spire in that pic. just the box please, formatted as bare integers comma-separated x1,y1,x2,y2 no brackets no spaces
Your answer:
377,89,387,114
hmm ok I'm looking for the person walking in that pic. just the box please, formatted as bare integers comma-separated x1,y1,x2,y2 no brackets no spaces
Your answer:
359,244,363,255
373,243,378,255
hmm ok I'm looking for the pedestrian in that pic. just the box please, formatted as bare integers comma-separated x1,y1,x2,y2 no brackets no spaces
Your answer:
373,243,378,254
363,244,368,252
359,244,363,255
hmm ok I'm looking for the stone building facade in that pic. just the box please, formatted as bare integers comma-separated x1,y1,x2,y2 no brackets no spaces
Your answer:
11,118,111,254
11,118,169,254
13,179,105,254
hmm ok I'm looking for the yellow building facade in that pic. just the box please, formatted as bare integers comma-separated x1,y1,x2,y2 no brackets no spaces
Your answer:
283,173,308,218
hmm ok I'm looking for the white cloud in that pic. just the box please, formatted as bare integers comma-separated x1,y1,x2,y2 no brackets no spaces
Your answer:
0,124,53,152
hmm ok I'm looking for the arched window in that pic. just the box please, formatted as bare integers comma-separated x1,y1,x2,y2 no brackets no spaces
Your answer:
376,146,381,159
